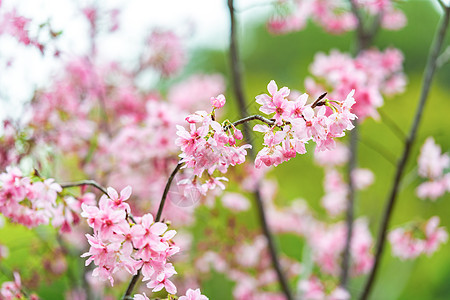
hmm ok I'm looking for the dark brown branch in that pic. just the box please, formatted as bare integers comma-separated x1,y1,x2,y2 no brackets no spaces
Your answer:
228,0,254,156
227,0,293,299
122,269,141,300
156,162,184,222
60,180,108,195
359,6,450,300
230,114,276,129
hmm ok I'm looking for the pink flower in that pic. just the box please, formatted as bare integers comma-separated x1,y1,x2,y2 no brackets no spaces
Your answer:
146,30,186,77
424,216,448,255
221,192,250,212
416,137,449,200
134,293,150,300
388,216,448,260
416,179,448,200
298,276,350,300
179,288,209,300
144,262,177,294
254,83,356,167
210,94,226,108
106,186,132,213
0,272,24,299
255,80,291,125
321,169,347,217
314,142,349,167
168,74,225,111
351,168,375,190
418,137,449,180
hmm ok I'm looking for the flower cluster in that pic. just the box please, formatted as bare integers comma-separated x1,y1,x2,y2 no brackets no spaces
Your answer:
145,29,186,77
0,167,66,228
306,48,406,120
307,218,373,276
253,80,356,168
416,137,450,200
267,0,406,35
175,95,251,196
388,216,448,260
0,272,34,300
134,288,208,300
321,168,374,217
298,276,349,300
81,186,180,293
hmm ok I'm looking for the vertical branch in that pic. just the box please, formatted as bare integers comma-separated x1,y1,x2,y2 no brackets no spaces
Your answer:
227,1,293,299
340,0,381,287
359,6,450,300
340,123,358,287
227,0,254,156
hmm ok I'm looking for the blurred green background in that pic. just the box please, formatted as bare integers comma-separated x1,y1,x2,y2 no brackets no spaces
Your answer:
1,1,449,299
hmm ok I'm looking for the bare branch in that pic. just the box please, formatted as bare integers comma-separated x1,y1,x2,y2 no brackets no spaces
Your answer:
60,180,108,195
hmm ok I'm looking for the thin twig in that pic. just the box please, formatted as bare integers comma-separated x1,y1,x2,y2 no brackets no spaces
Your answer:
156,162,184,222
230,114,275,129
359,6,450,300
227,0,293,299
60,180,108,195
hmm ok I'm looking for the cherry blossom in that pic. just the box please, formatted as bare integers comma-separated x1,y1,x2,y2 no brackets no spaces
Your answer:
306,48,406,120
179,288,209,300
0,167,85,230
81,187,179,293
416,137,450,200
0,272,31,300
267,0,406,35
176,96,252,194
221,192,251,212
145,29,186,77
388,216,448,260
298,276,350,300
253,80,356,168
